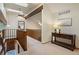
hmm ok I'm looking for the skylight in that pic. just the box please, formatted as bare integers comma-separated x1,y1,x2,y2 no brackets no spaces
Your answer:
15,3,28,7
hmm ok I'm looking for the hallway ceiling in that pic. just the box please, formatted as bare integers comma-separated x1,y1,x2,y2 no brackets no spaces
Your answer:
4,3,41,15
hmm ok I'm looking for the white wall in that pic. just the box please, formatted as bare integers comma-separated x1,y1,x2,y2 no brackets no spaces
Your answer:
6,12,20,29
6,11,42,29
42,5,53,43
25,12,42,29
5,10,42,39
42,3,79,48
4,12,21,39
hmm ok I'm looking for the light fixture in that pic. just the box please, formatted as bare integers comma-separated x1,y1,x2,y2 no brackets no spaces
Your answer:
53,21,62,29
53,22,62,33
6,8,24,15
38,22,42,26
18,7,26,21
6,24,10,27
49,21,63,33
18,15,25,21
15,3,28,7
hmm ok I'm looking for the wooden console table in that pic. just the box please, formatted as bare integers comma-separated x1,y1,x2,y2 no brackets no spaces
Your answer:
51,33,76,51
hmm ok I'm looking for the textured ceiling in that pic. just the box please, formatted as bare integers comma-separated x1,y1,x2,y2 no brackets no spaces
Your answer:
4,3,41,15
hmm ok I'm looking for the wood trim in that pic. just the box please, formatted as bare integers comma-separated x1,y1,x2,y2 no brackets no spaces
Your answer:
75,48,79,50
24,5,43,19
27,29,41,41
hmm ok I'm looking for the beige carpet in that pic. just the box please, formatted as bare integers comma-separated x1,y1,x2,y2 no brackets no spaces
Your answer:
19,36,79,55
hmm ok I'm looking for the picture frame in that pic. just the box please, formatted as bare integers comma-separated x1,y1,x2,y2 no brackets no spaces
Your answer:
58,18,72,26
18,21,25,30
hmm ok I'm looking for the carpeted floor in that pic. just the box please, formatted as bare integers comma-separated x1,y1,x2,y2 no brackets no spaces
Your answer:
19,36,79,55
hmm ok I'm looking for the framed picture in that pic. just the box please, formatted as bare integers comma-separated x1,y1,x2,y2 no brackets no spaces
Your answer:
58,18,72,26
18,21,25,30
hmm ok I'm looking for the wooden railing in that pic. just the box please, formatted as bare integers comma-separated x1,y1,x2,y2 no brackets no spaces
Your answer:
0,29,17,55
2,29,17,39
0,29,28,55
